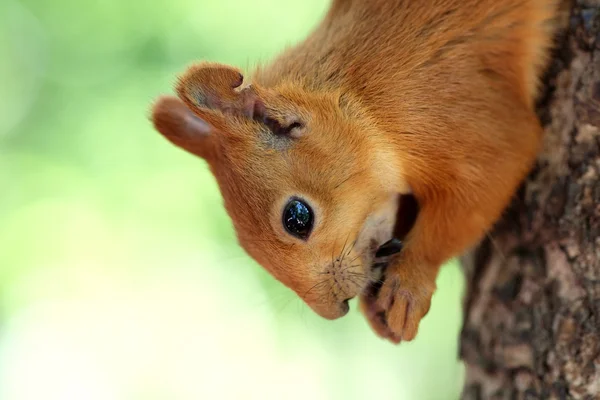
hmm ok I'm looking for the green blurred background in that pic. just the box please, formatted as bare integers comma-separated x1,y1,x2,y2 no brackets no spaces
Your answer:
0,0,465,398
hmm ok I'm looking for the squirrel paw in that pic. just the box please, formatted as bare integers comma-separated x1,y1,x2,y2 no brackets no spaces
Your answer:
360,270,433,343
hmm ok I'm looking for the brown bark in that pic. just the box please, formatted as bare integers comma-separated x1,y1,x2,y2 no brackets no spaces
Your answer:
459,1,600,399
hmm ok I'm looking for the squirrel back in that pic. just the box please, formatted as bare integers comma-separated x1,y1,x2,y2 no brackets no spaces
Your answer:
255,0,560,107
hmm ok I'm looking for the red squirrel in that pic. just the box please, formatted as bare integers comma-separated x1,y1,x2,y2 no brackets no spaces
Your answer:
150,0,561,343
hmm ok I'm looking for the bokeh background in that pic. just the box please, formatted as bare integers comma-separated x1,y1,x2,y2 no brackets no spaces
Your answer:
0,0,466,398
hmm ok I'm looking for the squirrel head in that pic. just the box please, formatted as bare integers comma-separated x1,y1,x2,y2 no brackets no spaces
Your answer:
151,62,410,319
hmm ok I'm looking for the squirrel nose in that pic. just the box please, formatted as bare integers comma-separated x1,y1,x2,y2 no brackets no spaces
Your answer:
340,298,351,316
309,298,352,320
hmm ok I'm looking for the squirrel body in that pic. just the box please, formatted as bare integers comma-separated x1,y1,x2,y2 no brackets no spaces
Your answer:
151,0,561,343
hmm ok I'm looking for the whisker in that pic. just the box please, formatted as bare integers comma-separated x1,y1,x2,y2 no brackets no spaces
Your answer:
346,275,367,290
316,279,335,305
339,263,363,274
345,238,358,258
346,272,371,280
338,264,354,274
345,270,368,278
303,279,331,298
346,272,368,282
331,237,337,266
347,253,362,264
349,273,383,286
273,293,298,316
339,232,351,263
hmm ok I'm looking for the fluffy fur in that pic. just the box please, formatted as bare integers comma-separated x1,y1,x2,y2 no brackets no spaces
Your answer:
150,0,561,343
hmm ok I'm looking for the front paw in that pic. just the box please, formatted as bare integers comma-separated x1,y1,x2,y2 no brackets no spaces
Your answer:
360,268,434,343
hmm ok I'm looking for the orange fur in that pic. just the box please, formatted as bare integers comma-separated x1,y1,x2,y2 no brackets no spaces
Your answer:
150,0,561,343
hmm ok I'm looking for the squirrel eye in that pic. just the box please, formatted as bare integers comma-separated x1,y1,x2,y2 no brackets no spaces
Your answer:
282,198,314,240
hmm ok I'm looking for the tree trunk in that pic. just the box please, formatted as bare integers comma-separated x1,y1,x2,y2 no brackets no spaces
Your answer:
459,1,600,399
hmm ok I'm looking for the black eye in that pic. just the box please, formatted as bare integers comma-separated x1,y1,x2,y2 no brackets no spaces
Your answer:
282,198,314,240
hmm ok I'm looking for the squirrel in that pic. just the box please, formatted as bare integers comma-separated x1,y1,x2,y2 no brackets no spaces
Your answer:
150,0,562,343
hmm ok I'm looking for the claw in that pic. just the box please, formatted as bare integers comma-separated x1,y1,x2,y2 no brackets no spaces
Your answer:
375,238,403,258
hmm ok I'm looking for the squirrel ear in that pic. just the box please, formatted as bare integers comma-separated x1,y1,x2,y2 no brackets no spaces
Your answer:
151,63,267,160
150,95,217,160
176,62,261,123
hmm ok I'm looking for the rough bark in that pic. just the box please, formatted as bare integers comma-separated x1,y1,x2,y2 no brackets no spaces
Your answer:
459,1,600,399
